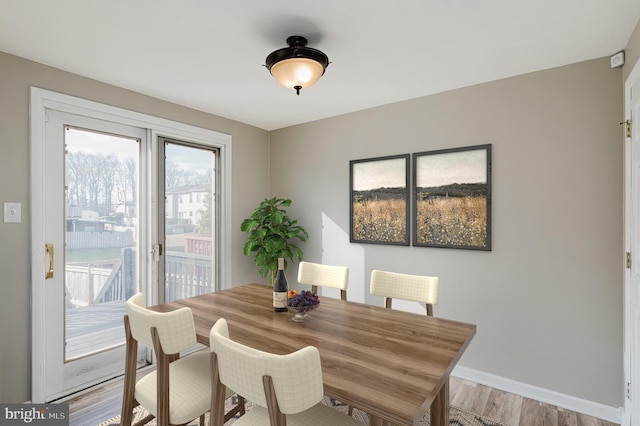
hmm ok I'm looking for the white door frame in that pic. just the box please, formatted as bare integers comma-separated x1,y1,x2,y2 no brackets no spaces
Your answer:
30,87,234,402
624,57,640,426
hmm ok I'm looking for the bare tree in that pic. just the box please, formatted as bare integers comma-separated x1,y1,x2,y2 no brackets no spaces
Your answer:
67,151,137,217
97,154,119,215
166,160,188,189
114,157,137,218
66,151,95,211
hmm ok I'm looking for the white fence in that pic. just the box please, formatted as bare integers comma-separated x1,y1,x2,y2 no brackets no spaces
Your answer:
66,231,133,249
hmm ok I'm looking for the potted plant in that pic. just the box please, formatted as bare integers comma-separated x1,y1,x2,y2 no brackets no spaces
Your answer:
240,197,309,284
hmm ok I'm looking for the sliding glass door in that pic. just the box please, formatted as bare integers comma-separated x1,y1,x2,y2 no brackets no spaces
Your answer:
31,88,231,402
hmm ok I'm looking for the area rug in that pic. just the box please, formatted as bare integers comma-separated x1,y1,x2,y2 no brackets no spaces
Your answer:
99,396,506,426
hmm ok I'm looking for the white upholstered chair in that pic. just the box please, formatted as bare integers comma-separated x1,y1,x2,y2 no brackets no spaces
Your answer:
297,261,349,301
370,270,440,316
209,318,362,426
121,293,244,426
297,261,353,415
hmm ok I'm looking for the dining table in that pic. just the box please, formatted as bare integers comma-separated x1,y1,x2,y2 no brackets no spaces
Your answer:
149,283,476,426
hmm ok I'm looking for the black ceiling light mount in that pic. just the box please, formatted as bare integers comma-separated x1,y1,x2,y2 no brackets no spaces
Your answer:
265,35,330,95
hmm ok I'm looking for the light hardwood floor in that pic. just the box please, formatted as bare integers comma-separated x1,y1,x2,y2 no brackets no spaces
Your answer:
65,374,619,426
448,378,618,426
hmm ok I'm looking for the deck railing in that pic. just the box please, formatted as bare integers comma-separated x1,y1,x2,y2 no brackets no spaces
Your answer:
66,265,112,306
66,248,213,306
165,251,213,300
93,248,136,304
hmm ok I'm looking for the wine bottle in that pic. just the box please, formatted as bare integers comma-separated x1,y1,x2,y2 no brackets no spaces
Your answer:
273,257,288,312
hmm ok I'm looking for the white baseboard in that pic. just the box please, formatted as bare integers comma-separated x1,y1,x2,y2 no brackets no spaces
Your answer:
451,366,622,424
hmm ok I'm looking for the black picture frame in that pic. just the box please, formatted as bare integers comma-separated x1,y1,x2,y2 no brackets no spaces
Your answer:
350,154,410,245
413,144,492,250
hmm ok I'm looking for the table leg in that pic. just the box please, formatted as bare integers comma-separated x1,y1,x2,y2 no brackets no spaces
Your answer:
430,377,450,426
370,377,450,426
369,414,394,426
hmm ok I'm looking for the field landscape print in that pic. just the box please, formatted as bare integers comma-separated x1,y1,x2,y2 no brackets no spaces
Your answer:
350,154,409,245
413,145,491,250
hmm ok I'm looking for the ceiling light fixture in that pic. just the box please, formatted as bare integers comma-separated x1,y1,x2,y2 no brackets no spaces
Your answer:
265,35,329,95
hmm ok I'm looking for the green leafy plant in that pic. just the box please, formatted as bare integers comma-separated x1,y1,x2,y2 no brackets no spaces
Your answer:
240,197,308,283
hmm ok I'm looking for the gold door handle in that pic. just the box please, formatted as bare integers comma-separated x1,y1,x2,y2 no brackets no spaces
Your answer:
45,243,54,279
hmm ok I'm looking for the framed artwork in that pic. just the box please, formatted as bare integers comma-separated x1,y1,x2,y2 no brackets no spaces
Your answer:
350,154,410,245
413,144,492,250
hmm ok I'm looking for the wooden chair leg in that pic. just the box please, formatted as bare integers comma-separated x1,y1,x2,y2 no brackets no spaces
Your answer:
120,395,136,426
210,353,228,426
151,327,171,426
121,316,138,426
223,395,246,422
340,290,347,301
348,405,353,416
263,375,286,426
135,413,154,425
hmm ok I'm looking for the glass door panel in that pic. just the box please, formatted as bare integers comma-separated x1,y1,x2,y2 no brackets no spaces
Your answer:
163,142,217,302
64,126,139,360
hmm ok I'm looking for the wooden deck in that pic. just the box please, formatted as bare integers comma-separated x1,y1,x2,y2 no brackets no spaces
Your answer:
66,301,126,359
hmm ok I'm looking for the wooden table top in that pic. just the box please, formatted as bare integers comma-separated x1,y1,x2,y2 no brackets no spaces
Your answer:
151,283,476,425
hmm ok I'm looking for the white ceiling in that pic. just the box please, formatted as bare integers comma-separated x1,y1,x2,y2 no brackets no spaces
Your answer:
1,1,639,131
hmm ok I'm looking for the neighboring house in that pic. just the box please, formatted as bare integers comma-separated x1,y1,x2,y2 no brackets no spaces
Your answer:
165,184,208,231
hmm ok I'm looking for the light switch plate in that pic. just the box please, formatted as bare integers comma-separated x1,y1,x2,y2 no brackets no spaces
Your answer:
4,202,21,223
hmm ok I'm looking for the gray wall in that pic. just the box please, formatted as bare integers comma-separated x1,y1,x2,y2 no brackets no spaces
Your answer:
624,19,640,82
270,57,623,407
0,51,268,402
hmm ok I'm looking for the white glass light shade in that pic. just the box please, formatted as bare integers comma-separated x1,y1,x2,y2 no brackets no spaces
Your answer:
270,58,325,91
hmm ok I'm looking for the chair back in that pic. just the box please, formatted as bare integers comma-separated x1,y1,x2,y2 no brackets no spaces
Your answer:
210,318,324,414
370,270,439,315
297,261,349,300
126,292,197,354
